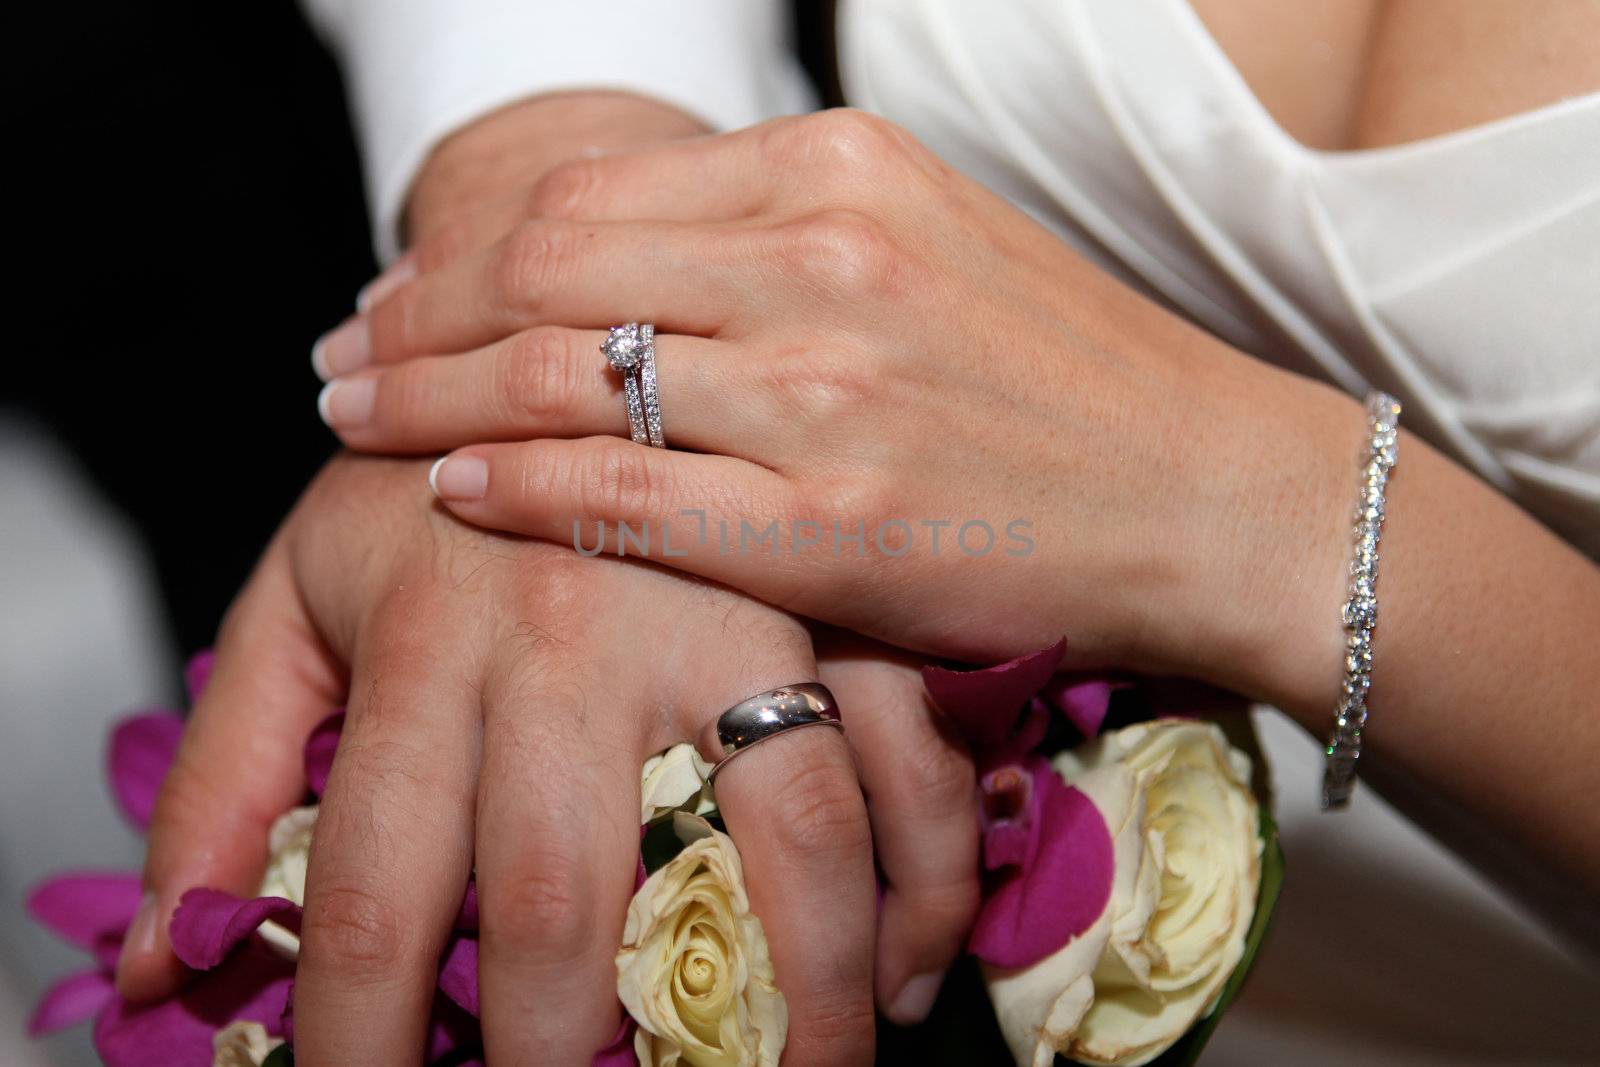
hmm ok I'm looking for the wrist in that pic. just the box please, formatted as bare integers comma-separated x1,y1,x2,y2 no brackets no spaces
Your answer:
1133,364,1358,717
406,90,710,239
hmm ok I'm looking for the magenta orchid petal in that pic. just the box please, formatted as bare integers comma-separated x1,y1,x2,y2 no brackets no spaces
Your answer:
593,1014,639,1066
94,938,126,972
969,760,1115,968
303,711,345,796
27,969,116,1037
27,871,144,951
978,763,1036,871
456,880,479,931
279,980,294,1047
168,889,302,971
1043,677,1120,739
438,934,480,1018
428,995,482,1062
107,712,185,830
922,639,1066,750
94,942,292,1067
183,650,216,704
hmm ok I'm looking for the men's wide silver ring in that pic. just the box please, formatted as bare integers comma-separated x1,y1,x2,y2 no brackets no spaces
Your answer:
696,683,843,782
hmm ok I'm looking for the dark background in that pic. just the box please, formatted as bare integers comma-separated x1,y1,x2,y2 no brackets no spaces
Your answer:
5,2,368,655
2,1,840,659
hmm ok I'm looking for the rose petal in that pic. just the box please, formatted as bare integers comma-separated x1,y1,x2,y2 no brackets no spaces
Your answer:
438,934,479,1018
27,969,115,1037
922,640,1066,750
184,650,216,704
970,761,1115,968
1043,677,1120,739
107,712,185,830
28,872,143,951
303,711,345,796
94,942,292,1067
169,889,302,970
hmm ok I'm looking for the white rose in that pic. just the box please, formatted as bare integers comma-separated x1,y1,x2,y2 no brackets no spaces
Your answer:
640,743,717,822
986,719,1261,1067
211,1020,284,1067
617,812,786,1067
255,805,317,960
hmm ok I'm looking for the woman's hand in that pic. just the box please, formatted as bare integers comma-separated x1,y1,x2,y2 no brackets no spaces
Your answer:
316,108,1600,900
115,455,977,1063
316,108,1356,686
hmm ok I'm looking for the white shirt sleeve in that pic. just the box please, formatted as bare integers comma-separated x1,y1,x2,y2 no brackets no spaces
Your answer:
302,0,817,261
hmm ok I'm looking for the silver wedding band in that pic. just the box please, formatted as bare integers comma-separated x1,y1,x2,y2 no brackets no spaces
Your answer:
601,322,665,448
696,683,843,782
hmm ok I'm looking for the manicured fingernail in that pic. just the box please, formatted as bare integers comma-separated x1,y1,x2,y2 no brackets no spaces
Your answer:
429,455,487,501
317,377,376,429
356,254,417,313
125,892,161,960
311,318,371,381
887,970,945,1026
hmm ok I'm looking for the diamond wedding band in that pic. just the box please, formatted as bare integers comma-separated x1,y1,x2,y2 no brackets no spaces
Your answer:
601,323,664,447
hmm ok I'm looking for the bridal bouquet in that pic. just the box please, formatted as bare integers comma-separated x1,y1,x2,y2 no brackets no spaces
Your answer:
28,645,1281,1066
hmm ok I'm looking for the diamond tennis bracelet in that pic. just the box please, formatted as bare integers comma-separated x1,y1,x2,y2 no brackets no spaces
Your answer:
1323,392,1401,810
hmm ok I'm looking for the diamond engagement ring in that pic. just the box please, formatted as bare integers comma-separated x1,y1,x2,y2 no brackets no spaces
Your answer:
695,683,843,782
601,322,664,447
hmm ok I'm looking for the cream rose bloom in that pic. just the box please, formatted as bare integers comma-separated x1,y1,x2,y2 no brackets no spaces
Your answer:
255,805,317,960
640,743,717,822
617,812,786,1067
986,719,1261,1067
211,1020,284,1066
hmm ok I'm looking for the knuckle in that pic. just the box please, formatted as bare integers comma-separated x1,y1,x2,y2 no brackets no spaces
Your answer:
794,989,877,1064
512,547,599,618
570,439,665,521
502,328,580,421
302,880,410,972
482,850,597,964
895,740,976,819
775,208,904,299
772,759,871,861
415,217,475,271
494,221,568,311
764,343,877,424
369,363,427,433
903,877,981,935
527,158,598,219
365,282,423,359
776,109,903,176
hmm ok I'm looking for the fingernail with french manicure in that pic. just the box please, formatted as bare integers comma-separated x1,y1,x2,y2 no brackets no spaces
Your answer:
355,254,417,314
429,455,487,501
317,377,376,430
310,318,372,381
887,971,945,1026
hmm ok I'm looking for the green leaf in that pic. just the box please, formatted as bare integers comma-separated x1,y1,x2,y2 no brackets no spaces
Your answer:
639,817,689,875
260,1044,295,1067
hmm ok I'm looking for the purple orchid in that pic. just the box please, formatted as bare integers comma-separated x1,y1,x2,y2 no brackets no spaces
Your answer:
28,651,644,1065
922,640,1126,968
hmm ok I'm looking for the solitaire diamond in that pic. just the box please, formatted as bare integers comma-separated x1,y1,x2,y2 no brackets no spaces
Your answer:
602,323,644,371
